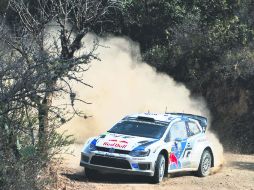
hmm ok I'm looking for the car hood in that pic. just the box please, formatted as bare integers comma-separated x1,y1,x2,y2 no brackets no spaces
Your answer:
95,133,157,151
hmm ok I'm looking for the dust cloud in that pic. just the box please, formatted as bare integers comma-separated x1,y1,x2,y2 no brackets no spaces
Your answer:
56,34,223,169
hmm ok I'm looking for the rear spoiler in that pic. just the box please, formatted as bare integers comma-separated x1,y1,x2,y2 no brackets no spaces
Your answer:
167,112,208,132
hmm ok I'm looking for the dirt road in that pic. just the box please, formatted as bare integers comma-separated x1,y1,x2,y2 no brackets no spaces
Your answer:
59,151,254,190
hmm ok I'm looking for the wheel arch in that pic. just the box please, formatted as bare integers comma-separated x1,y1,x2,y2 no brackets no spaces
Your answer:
204,146,214,167
159,149,169,174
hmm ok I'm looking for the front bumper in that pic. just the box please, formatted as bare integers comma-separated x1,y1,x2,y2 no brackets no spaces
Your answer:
80,151,155,176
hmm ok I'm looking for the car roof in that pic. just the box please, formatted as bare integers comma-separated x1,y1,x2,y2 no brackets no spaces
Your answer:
122,112,207,132
125,113,184,123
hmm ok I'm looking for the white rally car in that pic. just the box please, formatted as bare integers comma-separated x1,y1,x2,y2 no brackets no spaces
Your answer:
80,113,217,183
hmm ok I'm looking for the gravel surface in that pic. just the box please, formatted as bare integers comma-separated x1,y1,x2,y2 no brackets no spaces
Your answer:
57,151,254,190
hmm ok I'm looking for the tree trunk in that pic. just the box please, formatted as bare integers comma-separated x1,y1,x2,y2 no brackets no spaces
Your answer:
38,89,53,156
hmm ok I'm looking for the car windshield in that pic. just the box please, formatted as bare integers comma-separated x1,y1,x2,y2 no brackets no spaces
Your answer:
107,120,168,139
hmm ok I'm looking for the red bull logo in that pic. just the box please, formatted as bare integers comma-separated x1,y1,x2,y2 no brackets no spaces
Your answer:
103,139,128,149
169,153,178,167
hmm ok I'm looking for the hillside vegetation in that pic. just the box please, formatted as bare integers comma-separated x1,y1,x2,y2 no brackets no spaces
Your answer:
113,0,254,153
0,0,253,189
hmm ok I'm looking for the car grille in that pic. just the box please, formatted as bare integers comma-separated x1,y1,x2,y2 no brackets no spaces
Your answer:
95,146,130,155
90,155,131,169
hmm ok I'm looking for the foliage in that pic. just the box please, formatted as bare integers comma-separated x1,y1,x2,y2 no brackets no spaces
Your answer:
0,0,119,189
1,2,254,190
118,0,254,153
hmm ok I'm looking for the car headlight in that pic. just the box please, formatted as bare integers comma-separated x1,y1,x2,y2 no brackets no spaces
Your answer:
88,139,97,151
129,148,150,157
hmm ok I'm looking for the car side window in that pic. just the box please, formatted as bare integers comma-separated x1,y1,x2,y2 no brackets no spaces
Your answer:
187,121,201,136
170,121,188,140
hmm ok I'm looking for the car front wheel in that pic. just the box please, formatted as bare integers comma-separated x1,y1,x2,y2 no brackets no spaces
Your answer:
151,154,166,184
197,150,212,177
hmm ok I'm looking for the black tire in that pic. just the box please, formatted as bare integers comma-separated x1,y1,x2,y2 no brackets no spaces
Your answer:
150,154,166,184
85,167,98,180
197,150,212,177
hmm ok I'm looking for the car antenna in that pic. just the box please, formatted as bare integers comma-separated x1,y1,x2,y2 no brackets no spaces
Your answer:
165,106,167,114
181,110,185,117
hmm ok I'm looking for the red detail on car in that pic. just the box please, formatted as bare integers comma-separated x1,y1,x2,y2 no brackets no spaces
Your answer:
119,140,128,144
169,153,178,166
109,139,117,142
103,142,128,149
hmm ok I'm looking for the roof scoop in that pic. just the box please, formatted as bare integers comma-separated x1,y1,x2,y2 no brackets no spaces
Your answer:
136,116,155,122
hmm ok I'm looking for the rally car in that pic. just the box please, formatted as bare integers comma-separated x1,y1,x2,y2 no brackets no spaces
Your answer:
80,112,216,183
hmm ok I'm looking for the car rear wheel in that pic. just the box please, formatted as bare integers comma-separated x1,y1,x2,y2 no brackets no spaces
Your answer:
150,154,165,184
197,150,212,177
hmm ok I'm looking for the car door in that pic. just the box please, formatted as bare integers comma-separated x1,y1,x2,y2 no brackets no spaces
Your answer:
167,120,189,171
183,120,203,168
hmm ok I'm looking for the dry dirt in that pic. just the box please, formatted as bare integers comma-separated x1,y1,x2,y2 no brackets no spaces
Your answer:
57,148,254,190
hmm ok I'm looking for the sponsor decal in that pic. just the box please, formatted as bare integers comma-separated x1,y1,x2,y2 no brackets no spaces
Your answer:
169,153,179,169
132,157,146,161
103,139,128,149
169,140,187,170
109,139,128,144
197,138,207,142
